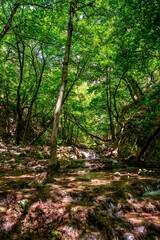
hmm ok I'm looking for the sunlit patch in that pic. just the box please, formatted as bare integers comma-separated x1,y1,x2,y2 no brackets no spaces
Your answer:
61,195,73,204
0,149,6,153
0,205,7,213
124,211,160,226
47,183,63,190
21,199,66,236
58,225,80,239
4,174,34,180
8,150,21,156
53,177,76,182
74,170,88,175
90,179,111,186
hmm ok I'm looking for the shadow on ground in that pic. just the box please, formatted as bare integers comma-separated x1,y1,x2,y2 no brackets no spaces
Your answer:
0,144,160,240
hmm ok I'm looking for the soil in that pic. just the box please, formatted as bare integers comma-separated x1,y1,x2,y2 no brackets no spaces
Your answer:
0,143,160,240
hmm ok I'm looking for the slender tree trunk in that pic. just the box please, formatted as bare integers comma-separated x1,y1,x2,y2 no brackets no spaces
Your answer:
22,57,46,144
5,81,11,139
16,40,25,145
50,1,77,168
105,66,115,141
113,71,127,126
62,59,88,104
0,1,20,42
31,57,88,145
31,56,87,145
69,114,111,142
31,117,54,145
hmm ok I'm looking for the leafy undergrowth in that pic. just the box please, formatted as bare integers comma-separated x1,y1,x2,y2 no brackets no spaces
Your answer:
0,143,160,240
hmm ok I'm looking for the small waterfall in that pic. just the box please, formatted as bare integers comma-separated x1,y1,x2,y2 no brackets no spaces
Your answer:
80,149,99,159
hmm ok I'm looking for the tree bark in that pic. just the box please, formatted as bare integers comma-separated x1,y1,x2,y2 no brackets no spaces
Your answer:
105,66,116,141
0,1,20,42
15,40,25,145
22,56,46,144
30,117,54,145
31,57,87,146
69,114,111,142
50,1,77,168
125,76,143,102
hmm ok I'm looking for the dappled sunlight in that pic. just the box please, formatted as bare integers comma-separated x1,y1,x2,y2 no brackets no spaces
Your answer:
47,183,86,197
124,211,160,226
58,225,80,240
90,179,111,186
0,148,6,154
0,0,160,239
4,174,35,180
0,204,7,213
0,144,160,239
21,199,66,235
53,176,76,183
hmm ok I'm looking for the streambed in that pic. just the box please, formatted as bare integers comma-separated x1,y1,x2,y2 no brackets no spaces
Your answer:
0,145,160,239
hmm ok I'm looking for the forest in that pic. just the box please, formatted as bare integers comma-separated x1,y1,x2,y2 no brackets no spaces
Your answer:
0,0,160,239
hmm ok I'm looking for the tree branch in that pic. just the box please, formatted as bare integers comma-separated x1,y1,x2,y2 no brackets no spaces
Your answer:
0,1,20,42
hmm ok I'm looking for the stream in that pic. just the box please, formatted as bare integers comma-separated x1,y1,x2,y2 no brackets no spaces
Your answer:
0,145,160,239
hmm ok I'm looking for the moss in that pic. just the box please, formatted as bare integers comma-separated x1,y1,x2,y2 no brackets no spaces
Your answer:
59,158,71,169
18,199,29,214
50,229,62,240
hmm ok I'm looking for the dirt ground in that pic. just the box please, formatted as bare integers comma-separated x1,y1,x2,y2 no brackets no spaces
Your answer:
0,143,160,240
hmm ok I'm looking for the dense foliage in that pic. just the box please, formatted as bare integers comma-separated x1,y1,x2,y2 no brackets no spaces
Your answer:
0,0,159,160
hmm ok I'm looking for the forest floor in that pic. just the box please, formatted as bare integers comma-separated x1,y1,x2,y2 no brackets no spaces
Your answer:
0,143,160,240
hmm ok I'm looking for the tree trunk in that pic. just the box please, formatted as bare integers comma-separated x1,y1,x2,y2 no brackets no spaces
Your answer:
0,1,20,42
105,66,116,141
15,40,25,145
31,117,54,145
125,76,143,102
22,57,46,144
50,1,77,168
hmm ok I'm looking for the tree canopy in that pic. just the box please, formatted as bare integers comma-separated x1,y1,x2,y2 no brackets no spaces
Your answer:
0,0,160,162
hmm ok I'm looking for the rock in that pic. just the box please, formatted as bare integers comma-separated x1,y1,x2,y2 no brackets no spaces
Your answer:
80,232,105,240
114,171,121,176
143,202,156,213
123,232,136,240
134,226,147,238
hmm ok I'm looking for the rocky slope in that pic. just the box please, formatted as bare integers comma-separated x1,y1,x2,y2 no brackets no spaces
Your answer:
118,84,160,165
